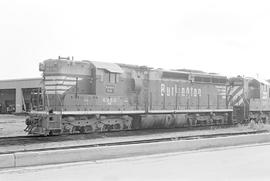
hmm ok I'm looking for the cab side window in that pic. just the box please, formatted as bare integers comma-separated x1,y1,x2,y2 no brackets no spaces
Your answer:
103,71,119,84
109,73,116,83
108,72,120,83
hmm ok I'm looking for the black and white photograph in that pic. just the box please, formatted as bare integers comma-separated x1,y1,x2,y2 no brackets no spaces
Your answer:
0,0,270,180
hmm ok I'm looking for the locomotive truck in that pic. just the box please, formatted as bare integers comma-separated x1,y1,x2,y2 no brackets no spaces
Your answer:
24,57,270,135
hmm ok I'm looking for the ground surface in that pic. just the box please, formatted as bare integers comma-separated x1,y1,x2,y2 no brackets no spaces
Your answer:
0,115,26,137
1,143,270,181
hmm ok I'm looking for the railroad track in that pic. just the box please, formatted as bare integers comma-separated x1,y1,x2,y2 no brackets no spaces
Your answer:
0,129,268,154
0,124,236,146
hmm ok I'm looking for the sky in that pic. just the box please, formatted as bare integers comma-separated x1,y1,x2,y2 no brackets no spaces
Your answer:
0,0,270,80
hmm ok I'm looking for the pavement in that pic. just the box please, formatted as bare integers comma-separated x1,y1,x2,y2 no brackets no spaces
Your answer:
1,143,270,181
0,115,26,137
0,126,266,154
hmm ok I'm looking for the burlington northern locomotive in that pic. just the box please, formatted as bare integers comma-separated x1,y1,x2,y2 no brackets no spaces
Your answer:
25,57,270,135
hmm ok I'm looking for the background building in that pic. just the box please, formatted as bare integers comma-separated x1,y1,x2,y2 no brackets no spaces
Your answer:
0,78,42,113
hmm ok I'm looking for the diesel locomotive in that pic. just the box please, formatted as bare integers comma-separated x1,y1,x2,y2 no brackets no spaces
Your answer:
24,57,270,135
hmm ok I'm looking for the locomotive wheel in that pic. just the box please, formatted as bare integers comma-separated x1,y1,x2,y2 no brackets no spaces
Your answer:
49,130,53,136
101,125,107,132
113,123,120,130
84,125,93,133
80,126,85,134
72,126,79,134
192,119,197,126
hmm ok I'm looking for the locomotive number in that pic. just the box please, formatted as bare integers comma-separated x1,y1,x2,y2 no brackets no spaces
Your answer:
102,97,117,105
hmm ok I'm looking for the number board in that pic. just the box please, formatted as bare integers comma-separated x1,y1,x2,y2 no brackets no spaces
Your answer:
106,85,115,93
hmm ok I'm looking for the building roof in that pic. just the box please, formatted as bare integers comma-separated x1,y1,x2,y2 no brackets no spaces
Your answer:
0,78,42,89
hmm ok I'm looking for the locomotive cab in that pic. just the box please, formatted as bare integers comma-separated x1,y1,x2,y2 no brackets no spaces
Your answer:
228,76,270,123
248,79,260,99
249,78,270,123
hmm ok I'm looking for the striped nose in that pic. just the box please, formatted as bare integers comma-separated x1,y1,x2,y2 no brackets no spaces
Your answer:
44,76,82,94
228,86,244,106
